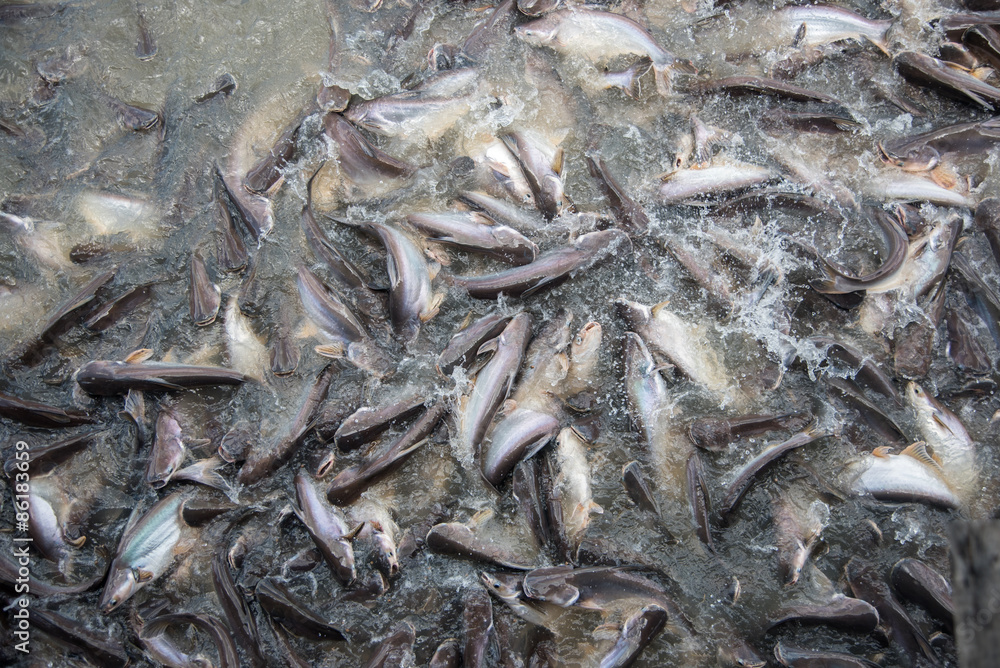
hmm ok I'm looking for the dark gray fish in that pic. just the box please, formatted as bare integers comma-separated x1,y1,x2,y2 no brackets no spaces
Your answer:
462,0,517,58
621,461,666,525
773,642,879,668
450,229,629,299
146,409,185,488
38,267,117,341
33,608,129,668
327,400,448,504
458,313,533,457
600,604,668,668
195,73,237,102
811,210,909,294
481,571,566,627
425,522,536,570
807,336,902,405
0,550,102,597
407,212,537,265
845,557,940,667
719,425,831,522
255,578,346,641
215,186,248,273
211,551,266,668
946,307,991,373
964,24,1000,67
100,92,162,132
826,377,908,446
0,3,67,23
134,2,156,60
878,117,1000,171
215,163,274,244
0,391,96,428
697,76,845,105
300,167,371,296
334,393,426,451
457,190,547,231
76,360,247,395
437,312,512,376
464,587,494,668
522,565,673,611
189,252,221,326
244,120,300,195
238,363,335,485
430,639,461,668
323,113,416,184
586,156,649,233
482,409,560,488
891,558,954,631
686,452,714,553
137,612,239,668
688,413,811,451
269,320,299,377
513,458,552,549
363,622,415,668
294,470,359,584
975,197,1000,266
760,108,861,133
767,596,881,632
895,51,1000,108
82,283,153,332
3,430,98,476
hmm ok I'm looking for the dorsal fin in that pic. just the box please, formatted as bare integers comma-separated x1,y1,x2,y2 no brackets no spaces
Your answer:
125,348,154,363
872,445,894,458
901,441,946,475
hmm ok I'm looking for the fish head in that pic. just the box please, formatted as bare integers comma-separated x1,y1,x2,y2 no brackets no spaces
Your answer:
877,141,940,172
514,20,559,47
99,564,139,613
571,321,602,357
347,340,395,378
480,571,523,600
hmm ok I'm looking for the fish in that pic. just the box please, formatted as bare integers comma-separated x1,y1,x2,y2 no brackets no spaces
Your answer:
586,157,649,233
136,612,239,668
770,489,828,585
255,578,346,641
333,394,426,451
658,163,775,204
906,382,978,492
323,113,416,185
426,521,536,570
407,212,538,265
146,409,186,488
847,442,961,509
767,596,880,632
811,209,910,294
224,296,267,380
891,558,954,631
500,131,566,219
99,493,189,612
687,413,811,451
195,73,237,102
33,608,129,667
773,642,879,668
521,565,675,613
0,391,96,428
134,2,156,60
211,551,266,667
463,587,494,668
600,604,668,668
76,359,248,395
975,197,1000,266
436,312,512,377
878,117,1000,171
516,7,693,95
189,252,221,326
895,51,1000,109
244,119,300,196
697,76,846,105
481,571,566,628
344,83,472,140
458,312,533,460
362,622,414,668
450,229,629,299
100,92,162,132
481,409,560,488
294,471,360,585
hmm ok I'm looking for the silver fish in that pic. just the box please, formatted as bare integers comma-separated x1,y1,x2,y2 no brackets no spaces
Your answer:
407,212,537,265
294,471,359,585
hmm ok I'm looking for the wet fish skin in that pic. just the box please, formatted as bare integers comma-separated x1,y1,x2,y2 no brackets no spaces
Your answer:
195,73,237,102
500,131,565,219
946,307,991,373
480,571,565,627
33,608,129,667
343,86,472,139
255,578,346,641
878,117,1000,171
658,163,775,203
482,409,560,487
211,551,266,668
687,413,810,451
99,493,188,612
586,156,649,233
848,442,962,509
323,112,415,184
906,381,977,488
554,426,602,550
215,191,248,273
459,313,533,458
807,336,901,405
76,360,247,395
719,426,830,522
845,557,941,667
300,167,371,295
138,613,239,668
334,394,426,451
766,596,880,632
135,2,156,60
891,558,954,631
975,197,1000,266
362,621,415,668
327,400,448,505
189,252,221,326
895,51,1000,108
811,210,909,294
686,452,714,553
3,430,98,476
83,283,153,332
425,522,535,570
436,312,512,376
513,458,552,549
515,7,690,95
773,642,879,668
0,391,96,428
463,587,494,668
294,471,358,584
215,163,274,244
451,229,629,299
146,410,185,488
429,639,461,668
522,565,673,612
100,92,162,132
407,212,538,265
698,76,844,105
600,604,668,668
244,120,299,196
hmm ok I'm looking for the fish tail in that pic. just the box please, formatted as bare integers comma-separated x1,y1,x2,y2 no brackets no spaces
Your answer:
653,64,672,96
863,34,891,58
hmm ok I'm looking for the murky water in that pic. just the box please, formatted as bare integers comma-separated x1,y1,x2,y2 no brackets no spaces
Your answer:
2,0,998,665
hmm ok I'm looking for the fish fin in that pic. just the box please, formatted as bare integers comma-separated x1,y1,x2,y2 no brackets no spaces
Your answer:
861,33,891,57
136,568,155,582
385,251,401,290
66,534,87,548
428,257,444,276
125,348,154,363
315,343,345,358
901,441,947,474
792,23,807,48
961,87,993,110
650,300,671,317
470,508,494,527
499,398,518,416
420,293,445,323
652,64,672,96
477,336,500,357
345,522,365,541
521,275,563,298
499,133,519,158
551,147,564,176
971,66,995,81
930,165,959,190
872,445,894,458
456,311,473,332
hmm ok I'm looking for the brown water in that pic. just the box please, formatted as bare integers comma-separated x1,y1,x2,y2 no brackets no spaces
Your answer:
1,0,997,665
